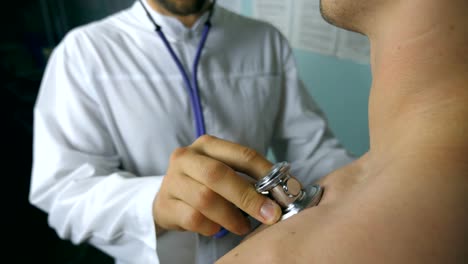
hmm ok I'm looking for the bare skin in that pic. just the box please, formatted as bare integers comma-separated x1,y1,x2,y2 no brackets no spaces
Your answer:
215,0,468,262
147,0,212,27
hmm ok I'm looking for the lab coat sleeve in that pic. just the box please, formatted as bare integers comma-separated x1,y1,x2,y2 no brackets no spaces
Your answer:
271,39,355,186
29,38,160,263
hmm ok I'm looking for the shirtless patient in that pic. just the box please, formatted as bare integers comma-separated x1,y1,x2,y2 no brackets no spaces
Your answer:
188,0,468,262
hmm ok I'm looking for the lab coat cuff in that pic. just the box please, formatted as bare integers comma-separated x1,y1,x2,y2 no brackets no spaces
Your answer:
134,175,163,251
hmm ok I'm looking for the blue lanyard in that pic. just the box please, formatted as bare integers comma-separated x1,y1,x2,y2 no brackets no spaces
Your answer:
139,0,216,138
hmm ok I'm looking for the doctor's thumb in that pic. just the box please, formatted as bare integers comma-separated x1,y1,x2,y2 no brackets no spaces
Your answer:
259,198,282,225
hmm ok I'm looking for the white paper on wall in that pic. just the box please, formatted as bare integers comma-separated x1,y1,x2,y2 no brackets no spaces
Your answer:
290,0,338,55
252,0,293,38
217,0,242,14
252,0,370,64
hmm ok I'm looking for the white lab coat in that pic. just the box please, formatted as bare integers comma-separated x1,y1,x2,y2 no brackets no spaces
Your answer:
29,1,353,263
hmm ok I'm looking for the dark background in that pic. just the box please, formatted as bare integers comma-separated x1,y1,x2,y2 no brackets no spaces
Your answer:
3,0,133,262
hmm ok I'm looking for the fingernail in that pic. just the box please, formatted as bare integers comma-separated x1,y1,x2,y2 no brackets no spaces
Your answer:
260,199,280,224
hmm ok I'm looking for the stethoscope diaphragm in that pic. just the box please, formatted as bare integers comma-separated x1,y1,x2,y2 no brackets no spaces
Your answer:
255,161,324,220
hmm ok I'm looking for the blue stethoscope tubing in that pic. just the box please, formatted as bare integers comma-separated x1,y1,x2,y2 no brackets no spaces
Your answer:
138,0,229,239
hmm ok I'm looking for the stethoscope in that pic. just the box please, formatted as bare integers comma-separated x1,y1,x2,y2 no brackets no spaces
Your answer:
255,162,324,221
138,0,324,239
139,0,217,139
139,0,232,238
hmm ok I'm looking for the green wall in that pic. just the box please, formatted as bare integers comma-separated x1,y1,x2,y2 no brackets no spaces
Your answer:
295,51,371,156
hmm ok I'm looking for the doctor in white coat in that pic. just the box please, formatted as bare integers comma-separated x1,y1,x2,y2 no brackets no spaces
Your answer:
29,0,353,263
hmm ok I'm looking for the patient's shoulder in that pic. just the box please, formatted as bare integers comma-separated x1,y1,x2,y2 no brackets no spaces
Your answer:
218,155,468,263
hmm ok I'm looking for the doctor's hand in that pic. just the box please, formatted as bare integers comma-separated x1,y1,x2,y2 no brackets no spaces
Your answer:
153,135,283,236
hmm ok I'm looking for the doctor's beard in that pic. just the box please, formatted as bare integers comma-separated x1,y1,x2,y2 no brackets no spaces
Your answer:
155,0,209,16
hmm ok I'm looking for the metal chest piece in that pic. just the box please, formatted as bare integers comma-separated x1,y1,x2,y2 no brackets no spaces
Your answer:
254,161,324,221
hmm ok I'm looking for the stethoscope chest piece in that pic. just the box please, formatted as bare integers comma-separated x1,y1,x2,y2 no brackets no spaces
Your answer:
255,161,324,221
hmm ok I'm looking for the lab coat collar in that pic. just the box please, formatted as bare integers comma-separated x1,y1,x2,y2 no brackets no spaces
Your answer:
131,0,220,42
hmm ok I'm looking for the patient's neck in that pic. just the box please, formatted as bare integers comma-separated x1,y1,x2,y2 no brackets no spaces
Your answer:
366,1,468,167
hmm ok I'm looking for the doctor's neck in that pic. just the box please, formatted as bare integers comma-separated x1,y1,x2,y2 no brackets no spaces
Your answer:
365,0,468,164
147,0,212,28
